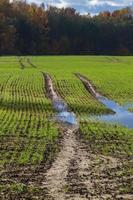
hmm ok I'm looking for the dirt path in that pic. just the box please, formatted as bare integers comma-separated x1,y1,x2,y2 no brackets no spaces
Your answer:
42,126,79,199
31,125,130,200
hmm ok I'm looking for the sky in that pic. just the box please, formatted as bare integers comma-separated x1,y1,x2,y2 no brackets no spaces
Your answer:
29,0,133,14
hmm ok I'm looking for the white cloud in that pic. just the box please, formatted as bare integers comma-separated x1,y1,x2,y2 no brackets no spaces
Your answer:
28,0,133,14
89,0,133,6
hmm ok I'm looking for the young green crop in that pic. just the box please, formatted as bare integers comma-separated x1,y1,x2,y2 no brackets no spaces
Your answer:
31,55,133,106
0,58,59,168
0,55,133,198
80,121,133,157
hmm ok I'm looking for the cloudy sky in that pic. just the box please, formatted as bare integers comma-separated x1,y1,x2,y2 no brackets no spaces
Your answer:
29,0,133,14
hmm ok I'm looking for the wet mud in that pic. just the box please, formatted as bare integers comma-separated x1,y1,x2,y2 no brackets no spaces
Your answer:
43,73,78,125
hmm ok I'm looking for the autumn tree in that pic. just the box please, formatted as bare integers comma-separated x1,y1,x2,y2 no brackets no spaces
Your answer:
0,0,133,55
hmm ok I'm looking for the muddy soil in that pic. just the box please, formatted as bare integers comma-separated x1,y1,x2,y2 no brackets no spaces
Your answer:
29,126,133,200
1,126,132,199
75,73,100,98
43,73,59,101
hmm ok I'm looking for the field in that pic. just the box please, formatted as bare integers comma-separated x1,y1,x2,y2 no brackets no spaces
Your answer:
0,56,133,199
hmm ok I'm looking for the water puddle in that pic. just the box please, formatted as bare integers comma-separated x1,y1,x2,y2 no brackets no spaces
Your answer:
76,73,133,129
53,100,78,125
91,95,133,129
57,110,77,125
123,103,133,110
43,73,78,126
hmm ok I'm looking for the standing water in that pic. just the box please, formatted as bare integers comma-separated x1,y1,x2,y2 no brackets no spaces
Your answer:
53,100,78,125
44,73,78,125
76,73,133,129
93,96,133,129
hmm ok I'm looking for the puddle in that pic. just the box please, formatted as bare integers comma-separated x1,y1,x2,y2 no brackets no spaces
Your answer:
57,111,77,125
43,73,78,126
76,73,133,129
53,100,78,125
91,95,133,129
123,103,133,110
53,100,67,112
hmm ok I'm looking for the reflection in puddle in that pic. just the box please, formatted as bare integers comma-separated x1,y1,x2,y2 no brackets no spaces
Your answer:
92,96,133,129
53,100,78,125
57,111,77,125
123,103,133,110
53,100,67,112
44,73,78,126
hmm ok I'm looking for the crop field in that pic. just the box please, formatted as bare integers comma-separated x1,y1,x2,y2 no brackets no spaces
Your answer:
0,56,133,199
0,61,59,172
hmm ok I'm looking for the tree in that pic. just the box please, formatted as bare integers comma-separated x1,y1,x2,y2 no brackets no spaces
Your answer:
0,0,133,55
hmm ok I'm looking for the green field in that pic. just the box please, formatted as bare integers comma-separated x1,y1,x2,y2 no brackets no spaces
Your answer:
0,56,133,198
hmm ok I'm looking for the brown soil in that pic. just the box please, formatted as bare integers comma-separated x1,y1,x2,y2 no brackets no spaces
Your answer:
1,127,132,199
43,73,59,101
75,73,100,98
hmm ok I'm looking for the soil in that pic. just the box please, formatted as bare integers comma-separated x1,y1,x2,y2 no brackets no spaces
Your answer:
75,73,100,98
43,73,59,101
1,127,132,199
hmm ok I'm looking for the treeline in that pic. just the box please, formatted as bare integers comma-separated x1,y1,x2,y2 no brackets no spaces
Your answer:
0,0,133,55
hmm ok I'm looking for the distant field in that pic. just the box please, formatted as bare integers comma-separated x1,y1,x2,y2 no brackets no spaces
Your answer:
30,55,133,104
0,56,133,198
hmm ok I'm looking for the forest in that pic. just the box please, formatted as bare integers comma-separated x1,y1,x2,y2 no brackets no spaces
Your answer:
0,0,133,55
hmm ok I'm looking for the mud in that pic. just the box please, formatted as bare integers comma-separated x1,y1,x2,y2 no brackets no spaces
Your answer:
1,125,132,199
17,57,37,69
20,129,132,200
39,73,132,199
43,73,78,125
44,73,59,101
75,73,100,98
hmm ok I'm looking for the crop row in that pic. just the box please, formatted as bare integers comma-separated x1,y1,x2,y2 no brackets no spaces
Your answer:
0,68,58,168
31,55,133,106
52,74,110,117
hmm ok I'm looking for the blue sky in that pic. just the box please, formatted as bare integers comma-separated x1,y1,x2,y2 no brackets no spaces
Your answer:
29,0,133,14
